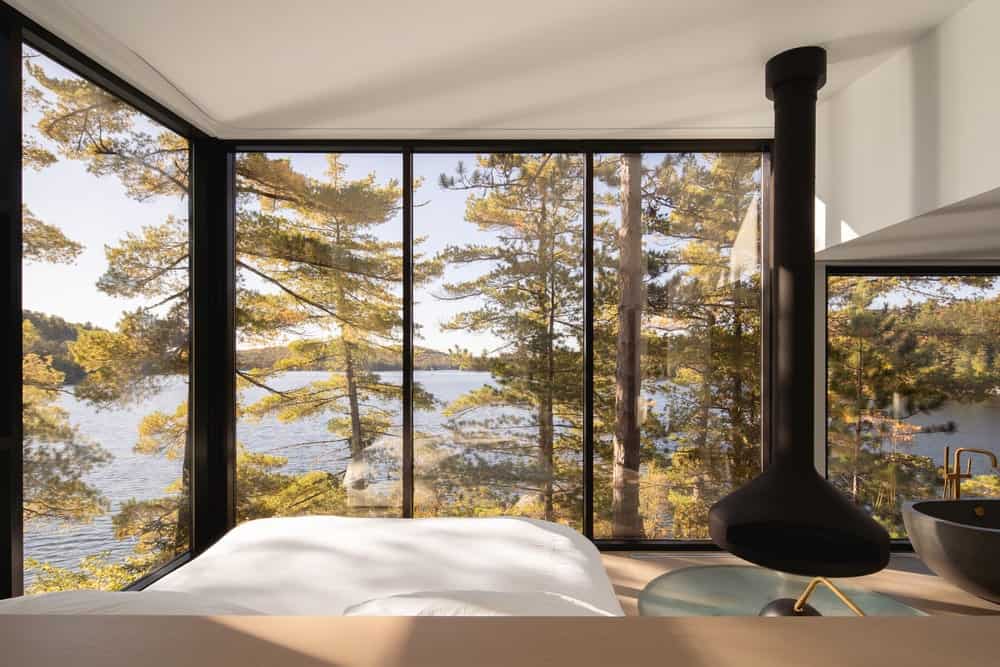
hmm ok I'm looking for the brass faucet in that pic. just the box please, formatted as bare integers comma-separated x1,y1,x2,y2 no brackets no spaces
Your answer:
942,446,999,500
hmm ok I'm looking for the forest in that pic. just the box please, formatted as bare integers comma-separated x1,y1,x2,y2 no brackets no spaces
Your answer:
826,274,1000,537
19,48,1000,592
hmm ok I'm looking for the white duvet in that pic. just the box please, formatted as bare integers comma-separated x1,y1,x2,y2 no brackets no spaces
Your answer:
147,516,624,616
0,590,262,615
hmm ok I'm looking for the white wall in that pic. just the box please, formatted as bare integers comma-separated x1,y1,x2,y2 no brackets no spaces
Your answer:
815,0,1000,251
812,0,1000,468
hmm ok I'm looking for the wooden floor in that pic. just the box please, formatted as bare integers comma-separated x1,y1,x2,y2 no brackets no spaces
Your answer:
601,551,1000,616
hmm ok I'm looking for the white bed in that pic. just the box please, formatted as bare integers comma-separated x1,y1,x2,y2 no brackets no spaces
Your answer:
138,516,624,616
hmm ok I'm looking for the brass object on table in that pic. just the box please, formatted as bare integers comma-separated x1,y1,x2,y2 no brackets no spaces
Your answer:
942,447,999,500
794,577,866,617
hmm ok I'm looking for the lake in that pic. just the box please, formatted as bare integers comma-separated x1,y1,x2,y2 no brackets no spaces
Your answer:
25,370,499,578
24,370,1000,582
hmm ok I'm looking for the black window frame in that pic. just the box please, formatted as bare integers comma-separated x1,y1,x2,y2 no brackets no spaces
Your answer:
1,1,777,596
823,263,1000,551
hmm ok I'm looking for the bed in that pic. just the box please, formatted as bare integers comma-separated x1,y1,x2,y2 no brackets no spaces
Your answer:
3,517,624,616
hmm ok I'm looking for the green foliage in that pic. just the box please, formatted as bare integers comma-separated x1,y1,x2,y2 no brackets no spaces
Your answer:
22,205,82,265
238,344,462,372
22,320,112,525
234,151,437,485
827,275,1000,537
428,153,586,526
26,553,143,594
964,474,1000,497
592,153,762,538
22,310,98,384
21,51,366,590
236,447,347,521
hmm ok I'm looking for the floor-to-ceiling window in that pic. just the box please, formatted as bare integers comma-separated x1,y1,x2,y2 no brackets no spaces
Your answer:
233,153,404,521
21,47,191,592
826,270,1000,539
412,153,586,529
592,153,764,540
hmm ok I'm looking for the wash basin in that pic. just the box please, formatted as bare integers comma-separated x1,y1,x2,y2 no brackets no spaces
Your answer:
903,499,1000,604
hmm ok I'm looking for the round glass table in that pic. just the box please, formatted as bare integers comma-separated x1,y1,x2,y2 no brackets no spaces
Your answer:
638,565,924,616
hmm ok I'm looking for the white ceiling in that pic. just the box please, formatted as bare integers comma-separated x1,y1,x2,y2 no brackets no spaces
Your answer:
14,0,970,139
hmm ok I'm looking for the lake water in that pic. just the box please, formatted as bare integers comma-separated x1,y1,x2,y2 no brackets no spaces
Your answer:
24,370,1000,582
24,370,498,578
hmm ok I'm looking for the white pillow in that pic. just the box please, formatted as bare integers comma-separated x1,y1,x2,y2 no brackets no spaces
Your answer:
344,590,616,617
0,590,262,615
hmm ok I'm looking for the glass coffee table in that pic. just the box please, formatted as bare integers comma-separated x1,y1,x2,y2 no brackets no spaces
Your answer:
638,565,924,616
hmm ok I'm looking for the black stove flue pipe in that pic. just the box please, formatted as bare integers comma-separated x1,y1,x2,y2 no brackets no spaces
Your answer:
707,47,890,577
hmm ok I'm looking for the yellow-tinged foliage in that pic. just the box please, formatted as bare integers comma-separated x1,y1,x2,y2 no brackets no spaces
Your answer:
26,553,144,594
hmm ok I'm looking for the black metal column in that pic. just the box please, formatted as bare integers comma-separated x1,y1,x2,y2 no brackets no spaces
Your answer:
767,51,823,467
709,47,889,577
189,139,236,553
0,7,21,599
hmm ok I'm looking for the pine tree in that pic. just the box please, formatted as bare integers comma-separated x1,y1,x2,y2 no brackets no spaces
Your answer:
235,153,437,514
612,153,644,538
429,154,585,524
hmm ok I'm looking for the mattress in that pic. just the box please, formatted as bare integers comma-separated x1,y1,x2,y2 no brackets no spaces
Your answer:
150,516,624,616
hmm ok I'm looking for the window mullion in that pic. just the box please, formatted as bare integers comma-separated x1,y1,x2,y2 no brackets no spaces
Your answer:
583,152,595,540
0,11,23,599
402,148,414,518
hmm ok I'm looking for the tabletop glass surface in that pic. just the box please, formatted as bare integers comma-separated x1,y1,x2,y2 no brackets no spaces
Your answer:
638,565,925,616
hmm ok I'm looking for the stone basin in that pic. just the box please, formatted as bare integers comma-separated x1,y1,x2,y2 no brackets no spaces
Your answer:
903,499,1000,604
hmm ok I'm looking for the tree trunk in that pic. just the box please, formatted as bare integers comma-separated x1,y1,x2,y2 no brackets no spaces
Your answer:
538,276,556,522
537,190,556,522
344,341,364,460
612,153,644,538
539,386,555,522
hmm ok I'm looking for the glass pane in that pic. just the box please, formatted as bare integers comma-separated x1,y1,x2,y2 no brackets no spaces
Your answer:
827,274,1000,537
413,153,585,529
234,153,404,520
22,48,191,591
593,153,763,539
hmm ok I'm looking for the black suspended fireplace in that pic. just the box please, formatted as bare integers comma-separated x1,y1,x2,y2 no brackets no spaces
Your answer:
708,47,890,605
